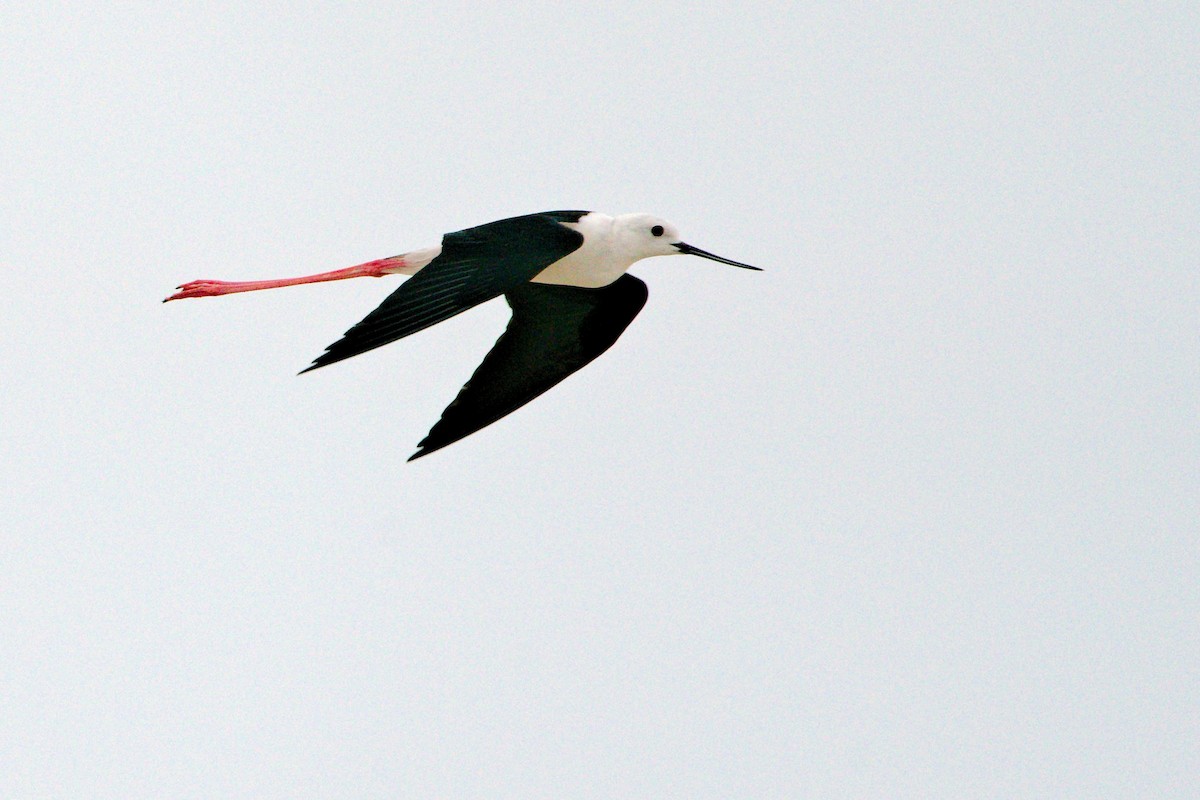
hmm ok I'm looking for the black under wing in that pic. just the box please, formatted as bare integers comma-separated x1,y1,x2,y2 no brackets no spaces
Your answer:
408,273,649,461
301,212,587,373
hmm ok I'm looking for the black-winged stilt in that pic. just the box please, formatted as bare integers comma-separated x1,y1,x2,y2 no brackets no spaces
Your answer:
166,211,761,460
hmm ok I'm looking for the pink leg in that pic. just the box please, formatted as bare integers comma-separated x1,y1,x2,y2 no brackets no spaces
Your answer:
163,256,407,302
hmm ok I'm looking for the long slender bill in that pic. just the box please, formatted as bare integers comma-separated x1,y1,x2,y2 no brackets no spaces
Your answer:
675,242,762,271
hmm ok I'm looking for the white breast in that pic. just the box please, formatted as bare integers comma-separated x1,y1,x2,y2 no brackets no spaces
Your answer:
530,213,631,288
391,214,630,288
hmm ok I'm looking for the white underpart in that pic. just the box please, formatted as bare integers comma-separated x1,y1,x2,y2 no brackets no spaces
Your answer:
531,213,630,288
391,212,674,288
389,245,441,275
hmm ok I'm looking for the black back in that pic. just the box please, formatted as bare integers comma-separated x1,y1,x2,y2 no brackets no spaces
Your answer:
302,212,588,373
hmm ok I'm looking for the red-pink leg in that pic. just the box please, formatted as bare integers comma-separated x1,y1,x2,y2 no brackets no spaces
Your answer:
163,256,407,302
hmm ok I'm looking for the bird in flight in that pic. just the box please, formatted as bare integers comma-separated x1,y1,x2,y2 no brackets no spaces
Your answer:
165,211,761,460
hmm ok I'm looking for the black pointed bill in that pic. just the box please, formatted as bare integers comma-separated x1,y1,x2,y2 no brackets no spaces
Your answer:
675,242,762,271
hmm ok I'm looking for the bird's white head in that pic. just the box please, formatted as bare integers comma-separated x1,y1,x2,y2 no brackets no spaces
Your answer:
612,213,684,259
612,213,762,271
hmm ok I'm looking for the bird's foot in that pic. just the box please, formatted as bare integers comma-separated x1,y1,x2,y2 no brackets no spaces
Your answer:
163,280,240,302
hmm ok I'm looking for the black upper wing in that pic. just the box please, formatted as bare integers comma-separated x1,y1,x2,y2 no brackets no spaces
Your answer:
301,212,588,373
408,273,649,461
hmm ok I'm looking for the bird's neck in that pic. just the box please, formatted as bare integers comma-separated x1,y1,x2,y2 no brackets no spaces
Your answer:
530,213,633,288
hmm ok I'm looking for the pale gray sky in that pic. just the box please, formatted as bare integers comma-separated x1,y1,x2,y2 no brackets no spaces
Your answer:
2,3,1197,797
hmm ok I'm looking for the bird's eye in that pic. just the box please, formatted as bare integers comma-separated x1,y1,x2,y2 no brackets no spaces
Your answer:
651,225,664,237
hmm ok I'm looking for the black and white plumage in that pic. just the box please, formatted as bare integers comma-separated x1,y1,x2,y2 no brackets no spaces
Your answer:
165,210,760,460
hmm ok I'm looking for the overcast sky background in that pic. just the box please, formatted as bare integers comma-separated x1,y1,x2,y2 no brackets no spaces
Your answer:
2,3,1197,797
